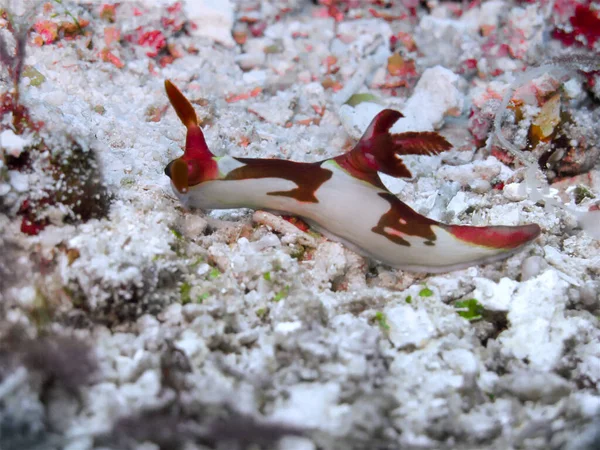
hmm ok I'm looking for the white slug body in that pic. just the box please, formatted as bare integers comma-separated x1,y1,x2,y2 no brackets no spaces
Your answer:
163,80,541,273
173,157,539,273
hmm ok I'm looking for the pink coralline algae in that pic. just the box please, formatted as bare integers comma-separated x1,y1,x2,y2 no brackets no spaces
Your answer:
137,30,167,58
552,2,600,49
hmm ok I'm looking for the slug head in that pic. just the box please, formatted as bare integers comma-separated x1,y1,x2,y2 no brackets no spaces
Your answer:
163,80,217,193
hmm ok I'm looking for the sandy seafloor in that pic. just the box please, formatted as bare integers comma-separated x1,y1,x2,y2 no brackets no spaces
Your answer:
0,0,599,449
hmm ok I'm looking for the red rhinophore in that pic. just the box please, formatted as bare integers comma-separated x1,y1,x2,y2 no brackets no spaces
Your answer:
182,155,218,187
164,80,218,187
182,127,212,162
448,224,541,249
176,119,217,186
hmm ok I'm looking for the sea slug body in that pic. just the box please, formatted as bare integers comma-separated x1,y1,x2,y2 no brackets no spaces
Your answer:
163,80,540,273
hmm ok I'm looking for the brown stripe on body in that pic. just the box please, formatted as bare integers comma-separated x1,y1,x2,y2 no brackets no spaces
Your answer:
371,193,437,246
225,158,333,203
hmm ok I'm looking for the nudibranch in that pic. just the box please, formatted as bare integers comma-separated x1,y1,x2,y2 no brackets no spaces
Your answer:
163,80,541,273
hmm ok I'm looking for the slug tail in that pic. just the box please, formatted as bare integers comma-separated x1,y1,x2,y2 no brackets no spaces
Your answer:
443,223,541,250
408,222,542,273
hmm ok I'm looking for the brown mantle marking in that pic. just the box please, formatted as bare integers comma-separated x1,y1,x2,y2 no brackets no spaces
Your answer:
225,158,333,203
371,193,437,246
